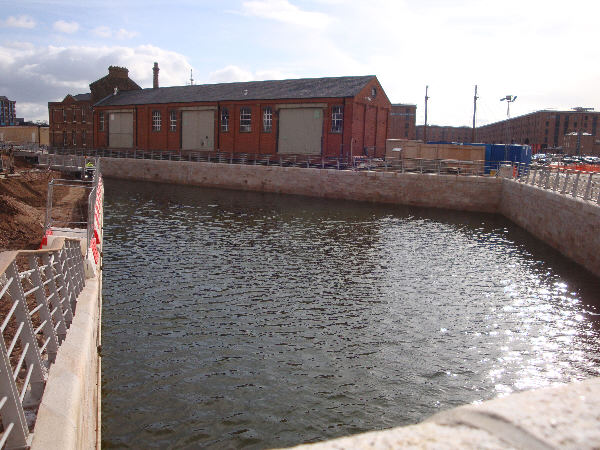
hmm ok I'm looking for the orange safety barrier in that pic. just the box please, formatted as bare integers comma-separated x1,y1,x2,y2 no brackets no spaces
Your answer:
549,164,600,173
39,228,53,249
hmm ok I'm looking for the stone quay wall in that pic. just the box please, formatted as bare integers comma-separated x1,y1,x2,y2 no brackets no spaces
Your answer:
99,157,600,278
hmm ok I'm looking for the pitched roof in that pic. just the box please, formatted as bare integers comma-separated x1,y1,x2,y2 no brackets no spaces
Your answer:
96,75,376,107
73,93,91,101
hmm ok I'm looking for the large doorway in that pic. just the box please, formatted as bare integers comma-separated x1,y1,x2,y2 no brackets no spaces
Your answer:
108,112,133,148
277,108,323,155
182,110,214,150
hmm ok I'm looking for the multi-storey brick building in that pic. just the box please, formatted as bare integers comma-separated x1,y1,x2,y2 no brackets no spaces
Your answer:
388,103,416,140
0,96,16,126
93,68,391,157
48,66,141,149
416,125,472,143
48,94,94,148
477,110,600,154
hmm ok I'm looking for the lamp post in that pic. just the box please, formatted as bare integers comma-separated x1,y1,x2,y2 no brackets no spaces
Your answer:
500,95,517,161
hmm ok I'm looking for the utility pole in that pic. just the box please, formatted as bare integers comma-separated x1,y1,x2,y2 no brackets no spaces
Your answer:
472,85,478,143
571,106,594,155
424,85,429,142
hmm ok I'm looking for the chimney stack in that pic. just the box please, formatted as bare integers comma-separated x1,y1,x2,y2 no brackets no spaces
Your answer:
153,62,159,89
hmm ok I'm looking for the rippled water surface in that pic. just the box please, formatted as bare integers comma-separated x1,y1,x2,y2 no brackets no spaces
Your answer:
102,179,600,449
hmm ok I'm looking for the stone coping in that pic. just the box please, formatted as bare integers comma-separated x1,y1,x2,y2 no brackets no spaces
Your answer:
286,377,600,449
30,269,101,449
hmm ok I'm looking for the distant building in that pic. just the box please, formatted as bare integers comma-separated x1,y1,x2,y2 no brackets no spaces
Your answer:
48,93,94,148
477,110,600,154
416,124,472,143
412,110,600,155
563,132,599,156
0,96,17,126
388,104,416,140
48,66,142,148
93,65,391,157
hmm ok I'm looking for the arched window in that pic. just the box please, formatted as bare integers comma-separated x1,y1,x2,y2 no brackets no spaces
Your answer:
263,106,272,132
221,108,229,132
240,107,251,132
152,111,161,131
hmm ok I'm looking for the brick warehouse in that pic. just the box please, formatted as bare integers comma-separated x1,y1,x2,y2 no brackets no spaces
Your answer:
91,65,391,158
49,66,142,149
414,109,600,155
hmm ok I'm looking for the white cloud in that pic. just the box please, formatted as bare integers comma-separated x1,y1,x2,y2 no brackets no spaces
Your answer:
115,28,139,40
0,43,192,122
92,26,112,38
92,26,137,39
3,15,36,29
208,65,254,83
207,65,297,84
53,20,80,34
239,0,332,29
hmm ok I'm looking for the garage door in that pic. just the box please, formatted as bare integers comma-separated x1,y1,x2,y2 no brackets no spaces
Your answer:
278,108,323,155
182,110,214,150
108,112,133,148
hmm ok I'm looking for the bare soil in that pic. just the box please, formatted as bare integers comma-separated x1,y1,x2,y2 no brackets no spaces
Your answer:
0,158,88,251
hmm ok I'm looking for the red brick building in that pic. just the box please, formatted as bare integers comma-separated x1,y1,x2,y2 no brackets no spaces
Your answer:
416,125,472,143
48,66,141,149
477,110,600,153
48,94,94,148
93,70,391,158
388,103,416,140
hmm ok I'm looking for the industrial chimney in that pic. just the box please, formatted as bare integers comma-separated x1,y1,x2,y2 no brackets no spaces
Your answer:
153,62,159,89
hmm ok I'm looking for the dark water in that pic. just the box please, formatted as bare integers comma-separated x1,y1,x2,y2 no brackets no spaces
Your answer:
101,179,600,449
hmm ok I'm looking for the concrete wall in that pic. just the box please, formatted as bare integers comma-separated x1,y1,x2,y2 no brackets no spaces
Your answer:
99,158,503,213
31,274,101,449
289,377,600,449
500,179,600,278
0,125,47,145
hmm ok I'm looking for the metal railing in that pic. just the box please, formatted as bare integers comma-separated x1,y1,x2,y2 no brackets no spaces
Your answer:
0,239,85,448
43,158,102,260
506,162,600,204
47,147,495,176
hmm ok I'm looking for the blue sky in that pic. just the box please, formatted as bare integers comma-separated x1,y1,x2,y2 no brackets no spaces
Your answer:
1,0,599,126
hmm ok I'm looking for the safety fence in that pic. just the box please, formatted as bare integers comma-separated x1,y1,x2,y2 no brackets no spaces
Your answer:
42,158,103,263
510,163,600,204
0,239,85,448
46,147,495,176
86,165,104,266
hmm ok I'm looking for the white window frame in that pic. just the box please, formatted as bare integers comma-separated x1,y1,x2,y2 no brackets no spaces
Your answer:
331,106,343,133
169,111,177,132
221,108,229,132
99,113,104,131
152,110,161,132
240,107,251,132
263,106,272,132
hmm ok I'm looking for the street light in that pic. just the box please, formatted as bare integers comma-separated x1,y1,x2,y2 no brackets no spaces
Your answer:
500,95,517,161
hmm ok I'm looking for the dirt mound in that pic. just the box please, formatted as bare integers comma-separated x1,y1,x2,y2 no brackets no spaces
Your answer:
0,159,88,251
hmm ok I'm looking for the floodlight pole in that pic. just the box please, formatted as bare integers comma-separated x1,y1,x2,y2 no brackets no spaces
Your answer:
500,95,517,161
472,85,478,143
423,85,429,143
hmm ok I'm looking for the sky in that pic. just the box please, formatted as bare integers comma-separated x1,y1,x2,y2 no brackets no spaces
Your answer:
1,0,599,126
